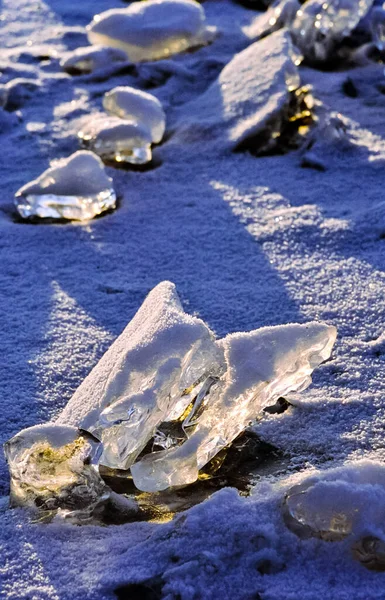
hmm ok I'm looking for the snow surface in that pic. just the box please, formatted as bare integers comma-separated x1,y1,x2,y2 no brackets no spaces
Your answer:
1,0,385,598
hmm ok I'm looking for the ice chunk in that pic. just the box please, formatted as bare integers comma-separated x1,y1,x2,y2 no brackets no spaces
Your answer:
175,30,308,153
4,424,108,520
131,322,336,491
87,0,216,63
57,281,223,470
290,0,373,64
370,6,385,51
247,0,301,41
0,78,40,112
282,461,385,542
352,536,385,572
78,115,153,165
15,150,116,221
60,45,128,75
103,87,166,144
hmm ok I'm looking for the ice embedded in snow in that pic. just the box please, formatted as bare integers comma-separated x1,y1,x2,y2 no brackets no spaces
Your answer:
369,6,385,51
4,424,108,520
290,0,373,64
60,45,128,75
247,0,301,41
15,151,116,221
87,0,216,63
7,281,336,503
131,321,336,492
175,30,309,154
78,115,154,165
57,281,223,470
103,87,166,144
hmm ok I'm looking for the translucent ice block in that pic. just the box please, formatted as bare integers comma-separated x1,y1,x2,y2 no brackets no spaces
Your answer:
87,0,217,63
103,87,166,144
291,0,373,63
282,461,385,541
15,151,116,221
57,281,224,470
131,322,337,491
4,424,107,519
78,116,153,164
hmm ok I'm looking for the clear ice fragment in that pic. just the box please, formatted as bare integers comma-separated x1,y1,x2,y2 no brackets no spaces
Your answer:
57,281,223,470
247,0,301,41
60,45,128,74
87,0,216,63
78,116,153,164
282,461,385,542
131,322,336,491
4,424,108,520
103,87,166,144
15,150,116,221
290,0,373,64
370,6,385,51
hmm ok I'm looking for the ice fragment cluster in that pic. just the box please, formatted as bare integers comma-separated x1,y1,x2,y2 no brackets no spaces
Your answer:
79,87,165,165
87,0,216,63
5,282,336,515
14,150,116,221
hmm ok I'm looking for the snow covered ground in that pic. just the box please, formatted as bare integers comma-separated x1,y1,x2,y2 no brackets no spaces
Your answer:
1,0,385,598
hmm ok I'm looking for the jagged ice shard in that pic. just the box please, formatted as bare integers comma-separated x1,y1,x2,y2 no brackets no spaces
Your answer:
131,322,336,491
5,282,336,512
14,150,116,221
290,0,373,64
86,0,217,63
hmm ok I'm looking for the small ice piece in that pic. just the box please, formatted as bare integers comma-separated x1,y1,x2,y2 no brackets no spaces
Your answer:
131,322,336,491
290,0,373,64
60,45,128,75
282,461,385,542
57,281,223,470
1,78,40,112
78,115,153,164
15,150,116,221
4,424,108,520
175,30,306,153
247,0,300,41
103,87,166,144
86,0,216,63
352,536,385,572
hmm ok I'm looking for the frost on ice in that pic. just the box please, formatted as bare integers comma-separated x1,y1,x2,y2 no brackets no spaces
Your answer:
14,150,116,221
175,30,312,155
283,461,385,570
103,87,166,144
60,45,128,75
5,281,336,514
87,0,216,63
290,0,373,64
78,116,154,165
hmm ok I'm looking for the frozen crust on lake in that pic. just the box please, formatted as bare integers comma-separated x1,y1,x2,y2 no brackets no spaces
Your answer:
87,0,217,63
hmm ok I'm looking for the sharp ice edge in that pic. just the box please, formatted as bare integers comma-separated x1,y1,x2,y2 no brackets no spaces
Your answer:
290,0,373,63
14,151,116,221
86,0,216,63
5,282,336,511
78,116,153,165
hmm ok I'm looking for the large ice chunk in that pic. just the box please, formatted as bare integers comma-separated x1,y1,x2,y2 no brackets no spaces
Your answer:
290,0,373,64
131,322,336,491
87,0,216,63
175,30,307,153
4,424,107,519
60,45,128,75
15,150,116,221
78,116,153,165
57,281,223,470
103,87,166,144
